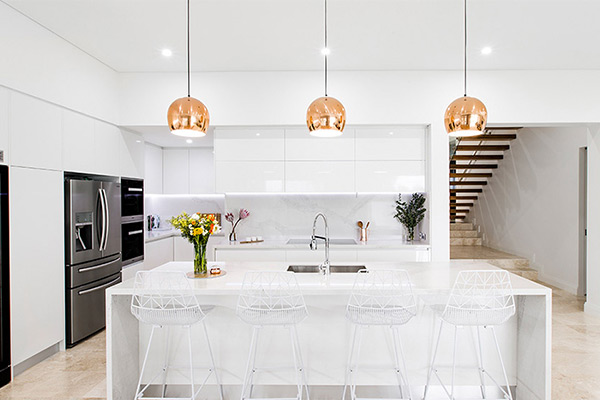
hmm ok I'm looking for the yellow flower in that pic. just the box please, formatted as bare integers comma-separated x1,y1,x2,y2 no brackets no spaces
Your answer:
193,227,203,235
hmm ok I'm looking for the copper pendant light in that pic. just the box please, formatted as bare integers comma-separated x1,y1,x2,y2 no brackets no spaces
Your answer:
306,0,346,136
167,0,209,137
444,0,487,137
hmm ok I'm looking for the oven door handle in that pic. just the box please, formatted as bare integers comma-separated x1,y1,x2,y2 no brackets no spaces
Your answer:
78,277,121,296
127,230,144,236
78,258,120,273
127,187,143,192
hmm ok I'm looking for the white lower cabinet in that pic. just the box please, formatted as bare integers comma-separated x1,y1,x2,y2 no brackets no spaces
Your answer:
286,249,357,263
10,167,64,366
173,236,194,261
214,249,286,262
144,238,174,269
355,248,431,262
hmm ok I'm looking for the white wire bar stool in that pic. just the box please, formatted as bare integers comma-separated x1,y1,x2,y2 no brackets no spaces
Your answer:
343,269,417,400
236,271,310,400
131,271,223,400
423,270,516,400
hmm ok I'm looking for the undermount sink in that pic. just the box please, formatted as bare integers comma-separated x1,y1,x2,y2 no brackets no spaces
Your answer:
286,238,358,245
287,265,366,273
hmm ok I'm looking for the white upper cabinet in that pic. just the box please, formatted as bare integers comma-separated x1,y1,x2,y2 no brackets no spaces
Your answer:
163,149,189,194
62,109,95,173
119,130,144,178
93,121,120,176
286,161,355,192
355,160,425,192
10,92,62,170
216,161,284,193
0,88,9,164
144,143,163,194
189,148,215,194
355,127,425,161
214,128,284,161
285,128,355,161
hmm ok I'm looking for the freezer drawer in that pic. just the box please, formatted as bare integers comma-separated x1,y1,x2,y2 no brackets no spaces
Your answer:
67,272,121,346
66,254,121,288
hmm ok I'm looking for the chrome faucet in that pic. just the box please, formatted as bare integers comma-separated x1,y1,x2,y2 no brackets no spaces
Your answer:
310,212,330,276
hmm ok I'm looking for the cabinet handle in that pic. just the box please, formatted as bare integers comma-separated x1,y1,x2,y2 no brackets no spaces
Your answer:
127,188,143,192
128,230,143,236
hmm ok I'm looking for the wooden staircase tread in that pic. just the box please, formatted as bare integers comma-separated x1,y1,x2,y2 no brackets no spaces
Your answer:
450,181,488,185
450,164,498,169
452,155,504,160
456,145,510,151
450,189,483,193
459,134,517,141
450,173,493,178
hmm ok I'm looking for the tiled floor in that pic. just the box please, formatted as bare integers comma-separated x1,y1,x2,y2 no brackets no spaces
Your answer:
1,281,599,399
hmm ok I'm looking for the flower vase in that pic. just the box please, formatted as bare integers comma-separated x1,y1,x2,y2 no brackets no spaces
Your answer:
229,231,237,242
193,236,209,275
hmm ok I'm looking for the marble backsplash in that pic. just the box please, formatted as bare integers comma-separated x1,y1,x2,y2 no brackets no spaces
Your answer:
145,193,428,242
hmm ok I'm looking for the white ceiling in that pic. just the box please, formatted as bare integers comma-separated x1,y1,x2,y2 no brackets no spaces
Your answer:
5,0,600,73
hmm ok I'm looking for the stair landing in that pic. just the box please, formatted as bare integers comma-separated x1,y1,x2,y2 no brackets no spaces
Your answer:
450,245,538,280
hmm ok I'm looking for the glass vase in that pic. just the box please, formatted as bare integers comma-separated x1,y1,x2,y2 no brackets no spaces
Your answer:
193,236,209,275
406,227,415,242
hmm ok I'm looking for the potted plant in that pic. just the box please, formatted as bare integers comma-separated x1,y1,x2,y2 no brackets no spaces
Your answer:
394,193,426,242
170,212,221,276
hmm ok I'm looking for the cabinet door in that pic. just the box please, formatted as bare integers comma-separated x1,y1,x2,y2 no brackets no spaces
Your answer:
356,248,430,262
216,161,284,193
189,148,215,194
163,149,189,194
215,249,286,262
355,127,425,161
285,161,355,192
10,167,64,365
93,121,120,176
144,143,163,194
173,236,194,261
62,110,94,173
119,130,144,178
144,238,174,269
10,92,62,170
355,160,425,193
214,128,284,161
285,128,354,161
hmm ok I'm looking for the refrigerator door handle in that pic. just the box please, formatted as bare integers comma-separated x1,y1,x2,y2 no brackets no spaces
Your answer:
102,188,109,251
98,188,107,251
77,276,120,296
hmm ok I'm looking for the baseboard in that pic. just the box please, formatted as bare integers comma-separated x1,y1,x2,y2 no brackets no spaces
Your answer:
537,272,578,294
13,342,60,376
584,302,600,317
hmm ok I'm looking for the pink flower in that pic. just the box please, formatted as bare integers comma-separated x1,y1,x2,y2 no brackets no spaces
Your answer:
239,209,250,219
225,212,234,223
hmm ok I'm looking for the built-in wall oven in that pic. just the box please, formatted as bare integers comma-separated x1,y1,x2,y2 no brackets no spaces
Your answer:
65,173,122,347
121,178,144,266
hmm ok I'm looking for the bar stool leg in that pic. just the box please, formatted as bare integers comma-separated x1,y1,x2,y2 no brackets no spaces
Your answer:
240,326,259,400
490,327,513,400
423,321,444,400
450,325,458,400
161,326,171,398
392,326,412,400
135,325,157,400
350,326,365,400
289,327,302,400
474,326,486,399
342,325,358,400
203,320,224,400
291,325,310,400
185,326,197,400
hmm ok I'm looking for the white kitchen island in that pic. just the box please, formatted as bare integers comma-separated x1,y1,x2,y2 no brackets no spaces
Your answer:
106,261,551,400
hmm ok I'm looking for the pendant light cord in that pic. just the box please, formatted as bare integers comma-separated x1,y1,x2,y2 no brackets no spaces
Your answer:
187,0,191,98
324,0,328,97
463,0,467,97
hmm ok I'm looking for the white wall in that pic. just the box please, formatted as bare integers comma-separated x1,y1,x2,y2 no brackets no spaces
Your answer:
585,125,600,315
0,2,119,122
471,127,588,294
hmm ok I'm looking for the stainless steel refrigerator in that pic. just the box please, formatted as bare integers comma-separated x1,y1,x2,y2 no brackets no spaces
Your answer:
65,174,122,346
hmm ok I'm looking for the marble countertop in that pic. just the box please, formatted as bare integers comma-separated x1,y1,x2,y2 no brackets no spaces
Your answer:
213,238,430,250
109,260,551,297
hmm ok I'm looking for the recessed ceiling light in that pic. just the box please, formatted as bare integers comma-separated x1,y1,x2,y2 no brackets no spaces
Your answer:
481,46,492,55
389,132,394,135
186,139,193,144
135,140,142,143
321,47,331,56
161,48,173,57
256,133,261,136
